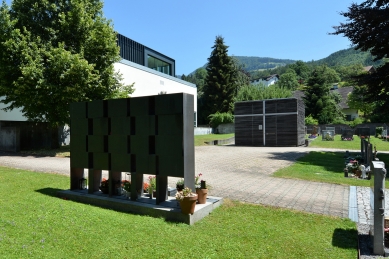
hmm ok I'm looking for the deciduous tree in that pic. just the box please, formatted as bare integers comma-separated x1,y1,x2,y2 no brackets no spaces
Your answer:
332,0,389,122
0,0,131,127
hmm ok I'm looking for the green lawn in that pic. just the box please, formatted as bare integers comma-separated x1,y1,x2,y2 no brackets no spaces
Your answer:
0,167,357,258
194,133,234,146
274,151,389,187
309,134,389,151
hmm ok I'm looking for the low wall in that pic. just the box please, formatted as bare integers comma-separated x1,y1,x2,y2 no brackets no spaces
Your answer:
306,123,389,135
216,123,235,134
0,127,20,152
194,127,213,135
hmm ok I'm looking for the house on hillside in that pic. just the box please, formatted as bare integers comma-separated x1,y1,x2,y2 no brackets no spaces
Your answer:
250,74,279,87
293,86,358,121
363,66,376,74
0,33,197,151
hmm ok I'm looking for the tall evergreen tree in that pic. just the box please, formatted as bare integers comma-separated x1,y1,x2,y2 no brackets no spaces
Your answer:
0,0,131,127
201,36,237,123
303,67,344,124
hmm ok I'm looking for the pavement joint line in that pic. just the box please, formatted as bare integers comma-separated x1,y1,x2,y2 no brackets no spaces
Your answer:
304,182,323,212
272,179,299,206
323,184,335,215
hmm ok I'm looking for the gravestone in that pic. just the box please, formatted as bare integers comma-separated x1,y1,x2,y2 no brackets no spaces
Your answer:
341,129,354,140
321,130,335,141
370,161,387,256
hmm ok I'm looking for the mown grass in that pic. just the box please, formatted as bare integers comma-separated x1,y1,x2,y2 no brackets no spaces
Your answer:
0,167,357,258
274,151,389,187
194,133,234,146
309,134,389,151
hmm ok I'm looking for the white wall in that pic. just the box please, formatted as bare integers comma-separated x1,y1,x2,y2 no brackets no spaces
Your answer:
0,97,28,121
0,60,198,124
114,60,197,113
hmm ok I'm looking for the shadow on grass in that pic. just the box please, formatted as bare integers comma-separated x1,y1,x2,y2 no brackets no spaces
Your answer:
35,187,65,197
332,228,358,249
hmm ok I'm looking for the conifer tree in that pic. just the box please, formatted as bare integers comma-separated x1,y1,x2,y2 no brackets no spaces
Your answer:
201,36,237,123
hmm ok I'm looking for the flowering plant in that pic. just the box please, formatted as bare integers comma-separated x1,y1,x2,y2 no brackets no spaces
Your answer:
195,173,203,189
121,180,131,192
175,187,196,201
100,178,109,188
176,178,184,186
143,182,149,192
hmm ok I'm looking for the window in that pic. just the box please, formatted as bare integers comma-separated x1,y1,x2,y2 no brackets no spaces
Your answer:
147,55,171,75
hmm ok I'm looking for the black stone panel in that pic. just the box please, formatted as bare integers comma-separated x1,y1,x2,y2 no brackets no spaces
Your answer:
70,151,88,168
71,118,88,135
70,93,193,180
110,117,131,135
93,118,109,136
252,116,264,146
252,101,263,114
277,99,297,113
235,116,253,146
107,98,128,118
265,100,277,114
111,153,131,172
158,114,183,136
88,100,105,118
135,116,150,136
93,152,110,170
158,154,184,177
108,135,128,154
130,135,149,156
155,94,183,115
71,134,87,152
88,135,106,153
235,101,252,116
70,102,87,119
155,135,182,158
130,97,148,116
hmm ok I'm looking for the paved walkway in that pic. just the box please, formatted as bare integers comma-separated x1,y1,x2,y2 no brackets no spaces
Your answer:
0,146,352,218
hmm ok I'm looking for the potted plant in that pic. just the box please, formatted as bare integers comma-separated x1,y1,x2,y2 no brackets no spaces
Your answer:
176,178,184,191
195,173,208,204
122,180,131,198
99,178,109,194
175,187,197,214
148,176,156,198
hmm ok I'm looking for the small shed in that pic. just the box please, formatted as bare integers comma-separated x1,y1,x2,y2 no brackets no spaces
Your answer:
234,98,305,147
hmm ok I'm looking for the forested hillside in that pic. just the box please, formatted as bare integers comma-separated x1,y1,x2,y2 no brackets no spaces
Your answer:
189,47,381,76
308,47,383,67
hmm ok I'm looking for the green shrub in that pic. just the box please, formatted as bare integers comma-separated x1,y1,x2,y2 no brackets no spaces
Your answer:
348,117,364,128
376,127,384,138
208,112,234,128
305,115,318,125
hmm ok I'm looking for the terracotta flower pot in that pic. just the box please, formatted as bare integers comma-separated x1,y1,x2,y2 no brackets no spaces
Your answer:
196,188,208,204
179,195,198,215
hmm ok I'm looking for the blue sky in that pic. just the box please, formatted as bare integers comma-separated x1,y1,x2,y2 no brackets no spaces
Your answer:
102,0,360,75
5,0,361,75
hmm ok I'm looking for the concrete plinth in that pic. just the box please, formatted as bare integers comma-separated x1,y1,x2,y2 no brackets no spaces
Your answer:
57,190,223,225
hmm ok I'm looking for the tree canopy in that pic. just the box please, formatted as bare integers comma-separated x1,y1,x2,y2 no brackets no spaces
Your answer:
303,66,344,124
201,36,238,123
0,0,131,126
332,0,389,122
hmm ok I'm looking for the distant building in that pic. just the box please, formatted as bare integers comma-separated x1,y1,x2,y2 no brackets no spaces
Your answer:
363,66,376,74
250,74,279,87
293,86,358,121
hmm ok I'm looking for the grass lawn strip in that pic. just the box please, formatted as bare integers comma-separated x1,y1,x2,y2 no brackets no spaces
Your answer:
309,135,389,151
0,167,356,258
274,151,389,187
